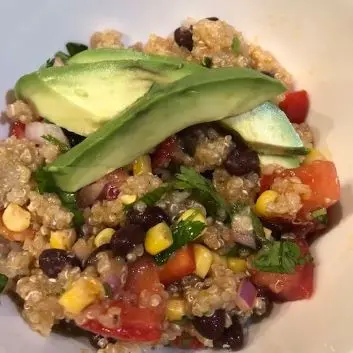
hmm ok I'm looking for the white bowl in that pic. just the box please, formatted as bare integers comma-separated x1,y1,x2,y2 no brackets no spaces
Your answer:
1,1,353,352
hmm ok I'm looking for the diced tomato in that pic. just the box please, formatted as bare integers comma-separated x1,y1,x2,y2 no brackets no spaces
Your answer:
260,160,340,217
10,121,25,138
151,136,178,170
158,245,196,285
170,334,205,349
125,256,162,295
251,239,314,301
279,90,309,124
80,257,166,342
81,301,163,342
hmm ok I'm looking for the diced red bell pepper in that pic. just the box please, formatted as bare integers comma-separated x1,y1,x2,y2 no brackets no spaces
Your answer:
158,245,196,285
260,160,340,217
10,121,25,138
251,239,314,301
279,90,309,124
151,136,178,170
81,301,164,342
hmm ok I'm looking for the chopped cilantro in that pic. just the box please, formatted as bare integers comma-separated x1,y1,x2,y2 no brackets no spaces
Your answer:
252,241,310,273
311,208,328,225
202,56,213,68
41,135,70,153
34,167,84,227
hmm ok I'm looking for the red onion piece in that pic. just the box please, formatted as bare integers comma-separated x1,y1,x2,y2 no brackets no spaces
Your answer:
236,279,257,311
232,231,257,249
25,122,69,145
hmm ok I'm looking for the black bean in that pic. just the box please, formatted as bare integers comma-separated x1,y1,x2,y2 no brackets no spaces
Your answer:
206,17,219,21
126,206,170,231
224,147,260,176
53,319,89,338
214,316,244,351
110,224,145,257
39,249,81,278
178,125,209,156
85,243,111,267
261,71,275,78
192,309,226,340
174,27,193,51
62,128,85,147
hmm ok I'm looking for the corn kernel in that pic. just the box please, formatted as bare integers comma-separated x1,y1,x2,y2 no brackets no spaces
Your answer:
227,257,247,273
211,252,228,267
145,222,173,255
50,230,76,250
58,277,103,314
304,149,327,165
166,298,186,321
254,190,279,217
94,228,115,247
178,209,207,224
193,244,213,278
2,203,31,232
120,194,137,205
133,155,152,176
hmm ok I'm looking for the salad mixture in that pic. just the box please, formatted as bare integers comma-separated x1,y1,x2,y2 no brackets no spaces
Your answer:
0,17,340,353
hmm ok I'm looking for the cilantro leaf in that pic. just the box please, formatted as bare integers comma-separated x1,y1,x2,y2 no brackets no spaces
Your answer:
252,241,308,273
34,167,84,227
231,37,241,54
154,218,206,265
0,273,8,293
41,135,70,153
311,208,328,225
175,166,230,219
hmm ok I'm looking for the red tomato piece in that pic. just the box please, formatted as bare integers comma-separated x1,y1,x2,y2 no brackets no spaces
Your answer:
125,256,162,295
81,301,163,342
10,121,25,138
279,90,309,124
260,160,340,216
251,239,314,301
151,136,178,170
158,245,196,285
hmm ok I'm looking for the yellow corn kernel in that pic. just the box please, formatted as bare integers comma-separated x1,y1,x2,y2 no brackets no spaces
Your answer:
227,257,248,273
193,244,213,278
255,190,279,217
133,155,152,176
94,228,115,247
166,298,186,321
145,222,173,255
211,252,228,267
304,149,327,165
120,194,137,205
178,209,207,224
50,230,76,250
58,277,104,314
2,203,31,232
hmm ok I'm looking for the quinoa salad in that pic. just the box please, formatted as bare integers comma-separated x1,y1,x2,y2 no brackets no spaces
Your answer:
0,17,340,353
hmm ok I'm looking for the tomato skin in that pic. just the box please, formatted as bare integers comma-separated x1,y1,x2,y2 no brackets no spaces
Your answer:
260,160,340,217
158,245,196,285
151,136,178,170
80,257,166,342
279,90,309,124
81,301,163,342
10,121,26,138
251,239,314,302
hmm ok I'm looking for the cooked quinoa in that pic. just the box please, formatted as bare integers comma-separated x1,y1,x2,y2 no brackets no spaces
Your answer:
0,16,340,353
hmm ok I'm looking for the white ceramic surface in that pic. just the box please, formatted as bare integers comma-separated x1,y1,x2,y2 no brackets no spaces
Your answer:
1,1,353,352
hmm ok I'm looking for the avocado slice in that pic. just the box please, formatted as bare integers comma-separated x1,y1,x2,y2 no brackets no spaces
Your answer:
47,68,285,192
15,60,204,136
68,48,193,66
259,154,301,168
221,102,307,155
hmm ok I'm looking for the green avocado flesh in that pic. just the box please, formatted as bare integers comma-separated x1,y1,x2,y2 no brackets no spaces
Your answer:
68,48,194,66
47,67,285,192
222,102,307,155
15,60,204,136
259,154,301,168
